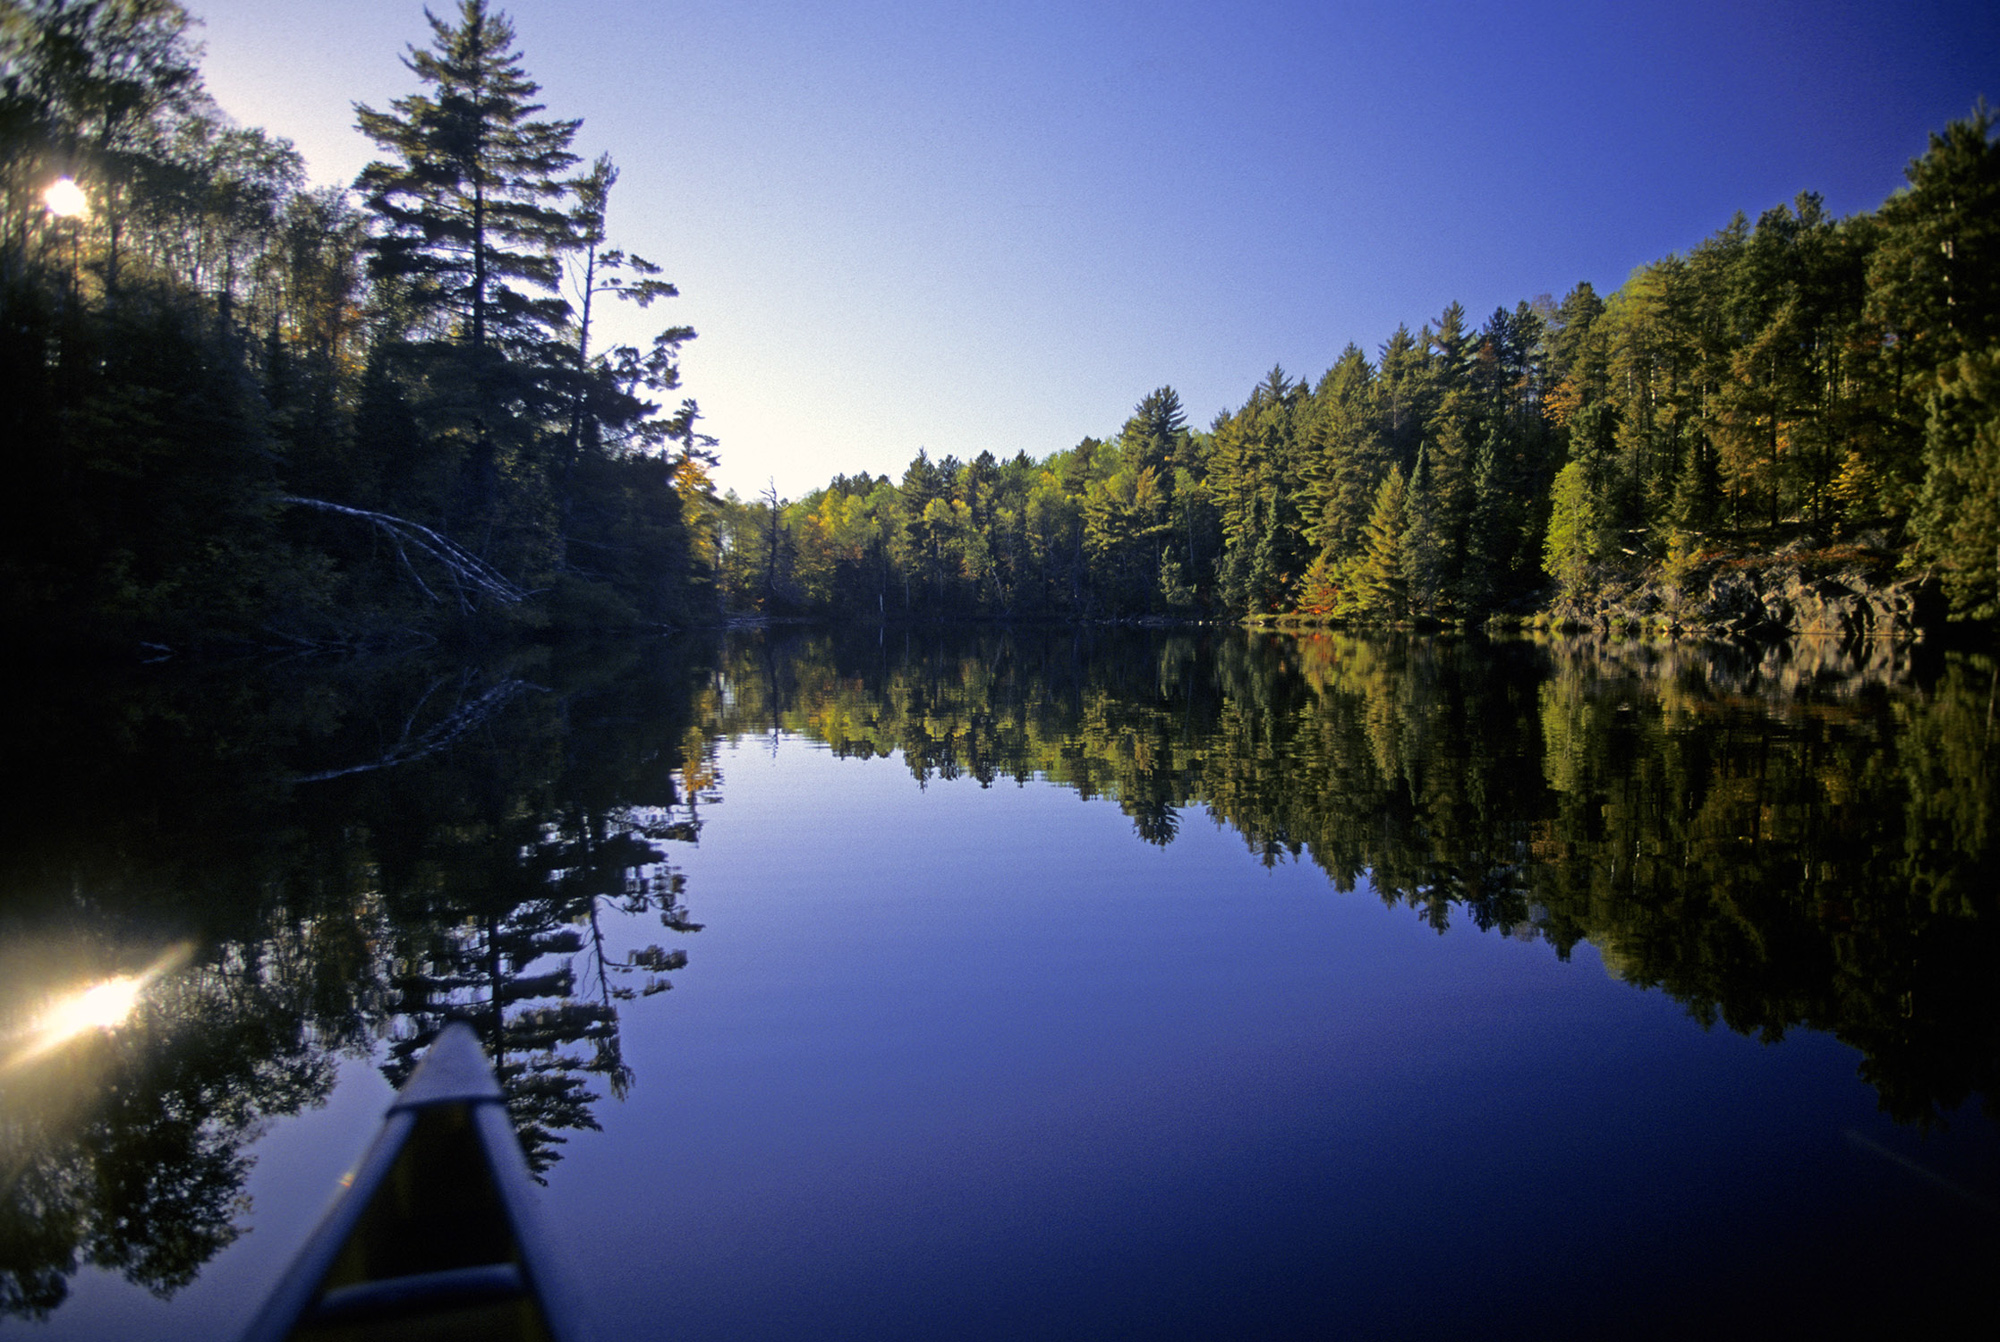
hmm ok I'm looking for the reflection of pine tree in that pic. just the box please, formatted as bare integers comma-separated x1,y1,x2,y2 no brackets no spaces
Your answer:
382,897,612,1176
383,795,703,1175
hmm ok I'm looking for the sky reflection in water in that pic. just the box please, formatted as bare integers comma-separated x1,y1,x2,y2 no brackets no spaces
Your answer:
550,732,1995,1342
3,632,1995,1339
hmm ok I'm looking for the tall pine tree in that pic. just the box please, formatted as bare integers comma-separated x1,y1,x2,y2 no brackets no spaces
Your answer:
354,0,581,545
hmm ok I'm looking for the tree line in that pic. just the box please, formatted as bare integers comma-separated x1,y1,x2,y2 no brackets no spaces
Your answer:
722,105,1999,626
1,0,717,648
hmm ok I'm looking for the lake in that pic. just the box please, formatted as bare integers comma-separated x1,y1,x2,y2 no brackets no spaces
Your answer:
2,629,1995,1339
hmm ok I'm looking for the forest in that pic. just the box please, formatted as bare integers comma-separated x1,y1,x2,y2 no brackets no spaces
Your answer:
3,2,1997,649
717,106,2000,630
3,0,717,649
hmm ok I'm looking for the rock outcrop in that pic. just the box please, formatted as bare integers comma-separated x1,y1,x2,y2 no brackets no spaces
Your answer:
1553,542,1940,642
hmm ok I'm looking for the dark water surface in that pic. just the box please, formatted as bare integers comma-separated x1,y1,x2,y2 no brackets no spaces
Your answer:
3,631,1996,1339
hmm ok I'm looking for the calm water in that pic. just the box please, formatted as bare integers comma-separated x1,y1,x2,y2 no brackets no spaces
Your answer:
2,630,1996,1339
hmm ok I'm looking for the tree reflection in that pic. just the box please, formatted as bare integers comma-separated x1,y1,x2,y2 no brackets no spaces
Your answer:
0,640,716,1315
3,628,1993,1321
713,626,1998,1127
0,919,368,1317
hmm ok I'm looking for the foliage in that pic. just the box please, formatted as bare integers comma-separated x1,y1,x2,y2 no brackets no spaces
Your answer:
749,106,1997,629
1543,462,1600,606
1912,344,2000,618
4,2,1996,639
1,0,713,646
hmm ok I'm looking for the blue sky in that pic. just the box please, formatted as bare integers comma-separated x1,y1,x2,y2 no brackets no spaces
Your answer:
186,0,1997,498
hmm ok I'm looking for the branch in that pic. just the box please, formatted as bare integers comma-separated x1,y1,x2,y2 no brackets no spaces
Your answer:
281,496,530,608
292,677,547,783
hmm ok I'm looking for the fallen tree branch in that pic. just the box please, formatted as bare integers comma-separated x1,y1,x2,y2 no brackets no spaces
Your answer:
280,496,530,608
293,676,548,783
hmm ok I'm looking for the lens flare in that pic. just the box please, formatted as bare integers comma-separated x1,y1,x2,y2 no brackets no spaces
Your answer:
39,976,144,1039
43,176,89,219
3,944,191,1072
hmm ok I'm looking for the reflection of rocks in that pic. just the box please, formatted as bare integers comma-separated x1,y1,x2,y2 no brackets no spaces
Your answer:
1536,632,1921,703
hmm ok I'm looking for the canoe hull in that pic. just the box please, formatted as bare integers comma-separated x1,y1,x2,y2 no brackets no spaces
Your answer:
239,1023,588,1342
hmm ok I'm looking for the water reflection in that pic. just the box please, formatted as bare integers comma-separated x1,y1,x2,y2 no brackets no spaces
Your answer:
0,642,715,1316
0,923,354,1317
3,945,192,1073
0,629,1993,1323
712,627,1999,1128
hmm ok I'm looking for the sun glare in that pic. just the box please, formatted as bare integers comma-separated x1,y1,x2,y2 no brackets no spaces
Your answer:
3,944,191,1073
40,976,144,1040
42,176,89,219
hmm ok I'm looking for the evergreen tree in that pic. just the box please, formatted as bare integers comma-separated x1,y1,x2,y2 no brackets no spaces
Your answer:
1401,445,1449,616
1863,104,2000,516
1376,324,1428,473
559,154,687,512
1123,386,1189,498
1912,345,2000,618
1351,467,1409,619
1211,367,1305,613
354,0,582,541
355,0,579,363
897,449,948,611
1460,428,1504,611
1300,344,1383,556
1544,461,1600,607
1866,103,2000,373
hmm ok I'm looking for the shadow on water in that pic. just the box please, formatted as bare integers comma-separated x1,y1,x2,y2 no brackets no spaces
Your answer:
1,627,1994,1320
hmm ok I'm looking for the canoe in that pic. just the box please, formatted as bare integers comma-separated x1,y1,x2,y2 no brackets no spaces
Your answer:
239,1021,591,1342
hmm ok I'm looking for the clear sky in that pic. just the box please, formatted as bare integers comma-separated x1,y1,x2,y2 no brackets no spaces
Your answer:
184,0,1996,499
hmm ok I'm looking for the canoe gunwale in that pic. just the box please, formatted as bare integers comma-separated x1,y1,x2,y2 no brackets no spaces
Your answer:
236,1023,591,1342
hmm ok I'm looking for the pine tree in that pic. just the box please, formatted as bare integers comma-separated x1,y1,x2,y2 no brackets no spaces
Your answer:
1377,324,1428,473
1912,345,2000,618
1544,461,1600,607
1123,387,1188,496
354,0,582,541
1401,445,1448,616
355,1,580,364
1300,344,1383,557
1866,103,2000,372
1864,104,2000,513
1352,467,1408,619
561,155,686,473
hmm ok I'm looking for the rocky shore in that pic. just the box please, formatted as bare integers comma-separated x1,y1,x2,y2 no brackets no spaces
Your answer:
1543,538,1944,642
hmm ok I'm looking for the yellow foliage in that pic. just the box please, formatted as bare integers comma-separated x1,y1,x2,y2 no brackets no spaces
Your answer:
1544,376,1583,428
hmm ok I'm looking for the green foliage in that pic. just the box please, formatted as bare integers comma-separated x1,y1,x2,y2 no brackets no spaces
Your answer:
1544,461,1599,605
763,109,1993,632
355,1,580,358
1,0,712,644
1352,466,1408,619
1912,344,2000,618
9,0,1993,643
